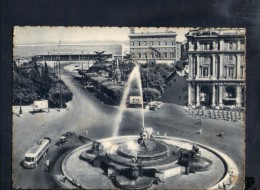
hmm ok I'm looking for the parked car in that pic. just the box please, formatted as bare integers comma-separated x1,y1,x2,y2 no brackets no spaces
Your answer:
150,104,159,111
64,131,77,139
149,101,163,111
56,136,68,146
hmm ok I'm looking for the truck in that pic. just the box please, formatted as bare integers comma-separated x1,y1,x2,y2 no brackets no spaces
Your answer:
126,96,143,108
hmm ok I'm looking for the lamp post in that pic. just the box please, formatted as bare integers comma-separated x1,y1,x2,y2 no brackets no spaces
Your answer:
17,59,23,115
81,51,84,69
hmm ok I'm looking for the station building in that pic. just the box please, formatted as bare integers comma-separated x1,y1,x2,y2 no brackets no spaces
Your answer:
185,28,245,108
129,30,180,64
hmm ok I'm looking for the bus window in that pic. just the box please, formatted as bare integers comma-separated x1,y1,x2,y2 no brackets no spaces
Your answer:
25,157,34,162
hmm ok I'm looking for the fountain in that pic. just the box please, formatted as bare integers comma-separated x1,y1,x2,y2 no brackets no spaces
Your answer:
113,64,144,137
57,63,240,189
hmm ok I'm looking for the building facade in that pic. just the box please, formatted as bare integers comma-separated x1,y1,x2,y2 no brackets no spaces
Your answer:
176,41,182,60
129,30,179,64
185,28,245,108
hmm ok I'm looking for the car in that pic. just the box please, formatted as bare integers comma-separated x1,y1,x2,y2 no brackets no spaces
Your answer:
56,136,68,146
64,131,77,138
149,101,163,111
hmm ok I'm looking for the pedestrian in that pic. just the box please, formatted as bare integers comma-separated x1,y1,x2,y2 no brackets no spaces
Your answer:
46,159,50,172
199,128,203,135
62,175,66,183
223,181,227,190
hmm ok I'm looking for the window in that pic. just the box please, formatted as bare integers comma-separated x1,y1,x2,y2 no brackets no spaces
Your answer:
144,41,147,46
203,43,210,50
241,66,244,78
228,67,234,77
170,52,176,58
131,41,135,46
229,55,233,61
202,67,209,76
151,41,154,46
171,40,175,45
158,41,161,46
138,41,141,46
229,42,233,50
138,53,141,58
144,53,147,59
164,52,167,58
165,41,167,45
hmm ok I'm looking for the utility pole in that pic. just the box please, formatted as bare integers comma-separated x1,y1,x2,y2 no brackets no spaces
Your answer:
59,53,62,109
81,51,84,69
18,59,23,115
87,52,89,69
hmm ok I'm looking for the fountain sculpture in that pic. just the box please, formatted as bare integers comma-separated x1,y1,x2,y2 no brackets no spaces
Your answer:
59,64,239,190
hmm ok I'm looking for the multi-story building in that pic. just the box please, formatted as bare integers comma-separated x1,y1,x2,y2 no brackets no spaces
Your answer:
185,28,245,108
176,41,182,60
129,30,178,64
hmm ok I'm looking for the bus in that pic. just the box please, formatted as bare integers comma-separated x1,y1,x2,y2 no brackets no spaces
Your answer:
22,137,51,168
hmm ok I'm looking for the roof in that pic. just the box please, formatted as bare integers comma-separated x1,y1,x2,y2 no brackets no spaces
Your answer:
25,139,49,157
129,32,177,38
185,28,245,38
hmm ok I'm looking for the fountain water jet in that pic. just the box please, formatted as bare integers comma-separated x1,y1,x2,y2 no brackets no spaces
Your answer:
113,64,145,137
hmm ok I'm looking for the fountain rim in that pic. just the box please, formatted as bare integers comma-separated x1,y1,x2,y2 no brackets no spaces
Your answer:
61,135,239,190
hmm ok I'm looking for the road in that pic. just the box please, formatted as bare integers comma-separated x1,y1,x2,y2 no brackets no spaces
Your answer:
12,66,244,189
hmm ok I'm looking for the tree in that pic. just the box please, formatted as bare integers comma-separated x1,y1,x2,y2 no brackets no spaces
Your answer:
93,51,108,64
143,88,161,102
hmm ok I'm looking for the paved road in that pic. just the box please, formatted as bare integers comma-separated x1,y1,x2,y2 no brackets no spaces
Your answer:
12,67,244,189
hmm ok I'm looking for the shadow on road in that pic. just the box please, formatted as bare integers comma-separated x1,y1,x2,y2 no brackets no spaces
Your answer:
78,135,93,144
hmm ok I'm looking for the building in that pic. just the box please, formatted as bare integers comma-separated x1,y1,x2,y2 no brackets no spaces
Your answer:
185,28,245,108
176,41,182,60
13,43,122,60
129,30,178,64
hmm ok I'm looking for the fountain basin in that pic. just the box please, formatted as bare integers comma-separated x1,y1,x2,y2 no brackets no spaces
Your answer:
61,136,239,190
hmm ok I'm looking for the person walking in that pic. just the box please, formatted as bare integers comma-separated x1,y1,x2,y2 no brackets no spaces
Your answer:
199,128,203,135
46,159,50,173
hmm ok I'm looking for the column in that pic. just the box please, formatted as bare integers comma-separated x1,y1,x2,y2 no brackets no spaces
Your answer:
188,55,193,79
212,54,216,79
196,41,200,51
219,39,224,51
237,40,241,50
196,55,200,79
212,85,216,107
236,85,242,107
236,54,241,79
213,41,216,50
196,84,200,106
219,54,223,79
219,85,223,107
188,83,192,106
189,41,194,51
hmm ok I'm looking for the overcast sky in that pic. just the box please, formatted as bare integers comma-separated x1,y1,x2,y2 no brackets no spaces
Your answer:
14,27,190,46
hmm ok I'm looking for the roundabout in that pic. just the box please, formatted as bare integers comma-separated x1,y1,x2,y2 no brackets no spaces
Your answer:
58,134,239,189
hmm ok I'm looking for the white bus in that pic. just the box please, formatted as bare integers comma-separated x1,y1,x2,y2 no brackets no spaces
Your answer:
22,137,51,168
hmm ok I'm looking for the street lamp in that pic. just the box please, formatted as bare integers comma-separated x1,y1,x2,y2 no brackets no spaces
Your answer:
17,59,23,115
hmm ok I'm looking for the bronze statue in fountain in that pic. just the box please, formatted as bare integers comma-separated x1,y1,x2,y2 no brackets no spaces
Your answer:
80,128,213,189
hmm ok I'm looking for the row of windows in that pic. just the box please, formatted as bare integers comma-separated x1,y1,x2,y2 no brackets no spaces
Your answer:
135,52,176,59
131,40,176,47
192,40,245,51
196,65,244,78
131,48,176,52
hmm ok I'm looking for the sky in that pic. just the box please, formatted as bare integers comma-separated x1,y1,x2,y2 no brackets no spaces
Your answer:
14,27,190,47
